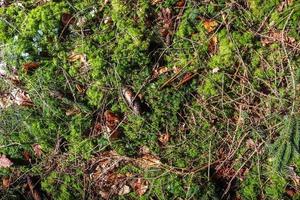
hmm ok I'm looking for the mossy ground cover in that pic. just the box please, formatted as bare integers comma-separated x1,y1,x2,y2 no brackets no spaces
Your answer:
0,0,300,199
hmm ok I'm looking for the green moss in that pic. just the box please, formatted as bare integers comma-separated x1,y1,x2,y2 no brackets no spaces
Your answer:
208,30,234,69
1,0,299,199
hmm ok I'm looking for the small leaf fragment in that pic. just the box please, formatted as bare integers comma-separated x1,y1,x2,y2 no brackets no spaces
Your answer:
203,19,218,33
23,62,39,73
118,185,130,195
2,177,10,189
158,133,170,145
0,155,13,168
32,144,42,158
131,178,149,196
61,13,76,26
135,154,161,169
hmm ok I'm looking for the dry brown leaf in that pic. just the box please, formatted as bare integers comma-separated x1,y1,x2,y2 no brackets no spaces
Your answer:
285,187,297,198
158,8,173,44
172,66,181,74
203,19,218,33
91,122,102,137
68,53,86,62
32,144,42,158
2,177,10,189
0,155,13,168
246,139,256,149
68,53,89,74
287,166,300,186
11,88,33,107
139,146,150,155
103,110,121,139
122,87,142,114
261,30,297,46
27,176,42,200
277,0,293,12
75,84,86,94
208,36,218,54
151,0,163,5
0,94,13,109
61,13,76,26
65,107,80,116
23,62,39,73
176,0,185,7
135,154,161,169
22,151,31,162
131,178,149,196
158,133,170,145
152,66,169,77
118,185,131,195
175,72,196,88
104,110,120,127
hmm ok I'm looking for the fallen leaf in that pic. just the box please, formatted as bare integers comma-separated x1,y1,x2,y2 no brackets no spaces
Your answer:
122,87,143,114
139,146,150,155
0,155,13,168
2,177,10,189
277,0,293,12
152,66,169,78
68,53,86,63
285,187,297,198
212,67,220,73
23,62,39,73
104,111,120,127
203,19,218,33
176,0,185,7
151,0,163,5
172,66,181,74
158,8,173,44
0,94,13,109
135,154,161,169
99,191,110,200
175,72,196,88
158,133,170,145
27,176,42,200
61,13,76,26
246,138,256,149
208,36,218,54
287,166,300,186
91,122,102,137
75,84,86,94
68,53,89,74
131,178,149,196
32,144,42,158
22,151,31,162
11,88,33,107
65,107,80,116
118,185,130,195
104,110,121,139
261,29,297,46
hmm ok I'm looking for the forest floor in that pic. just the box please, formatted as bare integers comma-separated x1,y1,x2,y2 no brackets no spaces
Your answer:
0,0,300,199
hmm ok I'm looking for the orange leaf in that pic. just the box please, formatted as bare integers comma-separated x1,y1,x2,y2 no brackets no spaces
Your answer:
152,66,169,77
22,151,31,162
158,133,170,145
176,0,185,7
208,36,218,54
203,19,218,33
23,62,39,73
2,177,10,189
